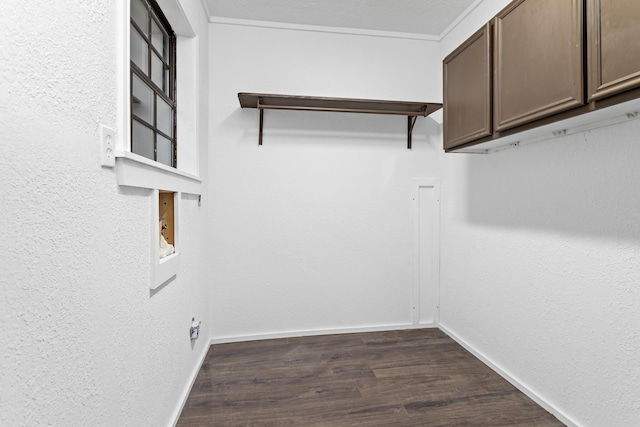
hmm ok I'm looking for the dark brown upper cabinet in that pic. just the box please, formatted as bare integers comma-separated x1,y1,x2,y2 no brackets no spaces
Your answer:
493,0,584,132
443,0,640,153
443,24,492,151
587,0,640,101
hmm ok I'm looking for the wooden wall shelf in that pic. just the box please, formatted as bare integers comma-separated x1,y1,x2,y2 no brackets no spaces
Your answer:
238,93,442,149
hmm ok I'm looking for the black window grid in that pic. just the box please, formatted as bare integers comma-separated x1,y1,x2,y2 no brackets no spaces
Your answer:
130,0,177,167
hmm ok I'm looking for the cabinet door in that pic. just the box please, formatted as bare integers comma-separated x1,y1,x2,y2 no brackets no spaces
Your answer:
588,0,640,101
494,0,584,132
443,24,492,150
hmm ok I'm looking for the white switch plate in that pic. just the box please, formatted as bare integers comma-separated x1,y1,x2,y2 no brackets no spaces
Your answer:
99,124,116,167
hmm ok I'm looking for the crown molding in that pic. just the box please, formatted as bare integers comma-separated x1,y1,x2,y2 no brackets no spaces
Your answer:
438,0,484,40
208,16,440,41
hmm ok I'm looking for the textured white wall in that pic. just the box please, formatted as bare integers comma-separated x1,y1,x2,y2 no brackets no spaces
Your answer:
208,24,443,340
0,1,210,425
440,1,640,425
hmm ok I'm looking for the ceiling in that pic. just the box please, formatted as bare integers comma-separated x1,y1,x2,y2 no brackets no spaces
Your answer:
203,0,477,37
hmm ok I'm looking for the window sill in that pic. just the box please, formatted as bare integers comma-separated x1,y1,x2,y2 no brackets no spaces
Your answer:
115,151,201,194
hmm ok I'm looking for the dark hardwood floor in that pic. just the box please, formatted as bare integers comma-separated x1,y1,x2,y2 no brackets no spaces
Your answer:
177,329,564,426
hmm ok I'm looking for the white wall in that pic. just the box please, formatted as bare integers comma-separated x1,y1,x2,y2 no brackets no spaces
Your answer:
440,1,640,425
208,23,443,340
0,1,210,425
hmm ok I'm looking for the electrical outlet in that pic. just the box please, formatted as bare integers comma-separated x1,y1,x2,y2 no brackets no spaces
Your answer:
100,124,116,167
190,318,201,340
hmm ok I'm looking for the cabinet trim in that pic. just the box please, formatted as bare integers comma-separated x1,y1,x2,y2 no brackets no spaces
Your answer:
587,0,640,101
443,23,492,149
493,0,584,132
493,95,585,132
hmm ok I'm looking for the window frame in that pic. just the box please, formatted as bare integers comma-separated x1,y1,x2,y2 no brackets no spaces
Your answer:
130,0,178,168
116,0,201,290
115,0,201,179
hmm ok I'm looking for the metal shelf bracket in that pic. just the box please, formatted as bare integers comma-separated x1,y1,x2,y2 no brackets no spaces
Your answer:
408,116,418,150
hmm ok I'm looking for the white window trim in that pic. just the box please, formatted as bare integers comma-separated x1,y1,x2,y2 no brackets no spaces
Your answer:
115,152,201,194
116,0,200,190
116,0,200,289
152,189,181,290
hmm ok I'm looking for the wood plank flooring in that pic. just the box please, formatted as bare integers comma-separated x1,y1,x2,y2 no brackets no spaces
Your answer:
177,329,564,426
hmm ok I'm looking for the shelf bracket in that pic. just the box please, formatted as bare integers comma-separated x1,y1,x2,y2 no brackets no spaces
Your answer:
259,108,264,146
408,116,418,150
257,97,264,146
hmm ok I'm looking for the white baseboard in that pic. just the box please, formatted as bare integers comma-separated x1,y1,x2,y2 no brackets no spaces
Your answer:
438,324,579,427
169,340,212,427
211,323,438,344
